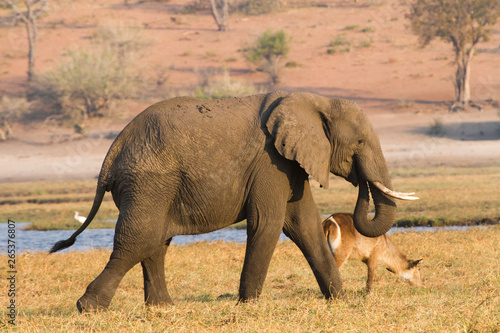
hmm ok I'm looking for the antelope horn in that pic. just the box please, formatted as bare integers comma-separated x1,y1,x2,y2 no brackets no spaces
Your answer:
372,181,419,201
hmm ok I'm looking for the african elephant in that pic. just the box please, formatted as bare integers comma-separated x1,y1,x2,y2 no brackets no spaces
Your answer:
50,91,417,312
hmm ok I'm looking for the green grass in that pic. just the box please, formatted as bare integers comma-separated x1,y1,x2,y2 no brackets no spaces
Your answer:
1,167,499,230
2,227,499,331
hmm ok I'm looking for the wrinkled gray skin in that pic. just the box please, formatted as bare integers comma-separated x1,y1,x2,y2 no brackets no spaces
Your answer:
51,91,398,312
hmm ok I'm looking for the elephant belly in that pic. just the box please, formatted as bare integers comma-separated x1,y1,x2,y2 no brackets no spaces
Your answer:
172,172,249,235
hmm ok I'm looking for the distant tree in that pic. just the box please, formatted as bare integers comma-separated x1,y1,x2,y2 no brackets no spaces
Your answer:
2,0,48,83
245,29,291,85
407,0,500,110
209,0,229,31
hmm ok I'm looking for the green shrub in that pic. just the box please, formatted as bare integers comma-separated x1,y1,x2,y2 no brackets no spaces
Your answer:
327,34,351,54
245,29,291,85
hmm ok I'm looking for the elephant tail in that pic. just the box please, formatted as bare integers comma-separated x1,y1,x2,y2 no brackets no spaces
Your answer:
49,185,106,253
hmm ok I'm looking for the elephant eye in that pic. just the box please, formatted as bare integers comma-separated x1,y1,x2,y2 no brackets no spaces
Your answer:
358,139,365,145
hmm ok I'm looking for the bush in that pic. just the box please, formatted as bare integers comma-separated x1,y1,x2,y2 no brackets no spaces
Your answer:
429,118,446,136
195,69,258,99
327,34,351,54
0,95,31,121
29,26,147,122
230,0,281,15
0,96,23,141
245,29,291,85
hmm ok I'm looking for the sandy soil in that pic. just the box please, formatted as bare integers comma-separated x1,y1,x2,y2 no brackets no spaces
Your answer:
1,0,499,182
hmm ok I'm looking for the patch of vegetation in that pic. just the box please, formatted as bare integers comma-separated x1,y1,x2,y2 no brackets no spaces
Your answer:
0,95,31,121
284,60,300,68
0,95,28,140
358,39,372,48
28,25,149,123
429,118,446,136
204,51,218,59
245,29,291,85
394,216,499,227
178,0,210,14
327,34,351,54
194,69,258,99
344,24,359,31
360,26,375,33
230,0,281,15
397,99,415,109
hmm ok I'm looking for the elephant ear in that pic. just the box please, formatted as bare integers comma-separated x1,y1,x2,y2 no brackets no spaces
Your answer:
266,92,332,189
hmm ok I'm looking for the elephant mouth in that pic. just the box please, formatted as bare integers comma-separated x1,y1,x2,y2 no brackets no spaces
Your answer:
350,158,417,201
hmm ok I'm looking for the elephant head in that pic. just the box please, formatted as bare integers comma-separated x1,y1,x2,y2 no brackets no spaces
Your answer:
265,92,417,237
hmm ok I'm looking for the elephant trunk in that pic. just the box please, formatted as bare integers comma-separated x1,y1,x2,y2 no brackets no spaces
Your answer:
353,177,397,238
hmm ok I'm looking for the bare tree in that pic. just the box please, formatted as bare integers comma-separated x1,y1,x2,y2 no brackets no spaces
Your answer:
209,0,229,31
2,0,48,83
408,0,500,110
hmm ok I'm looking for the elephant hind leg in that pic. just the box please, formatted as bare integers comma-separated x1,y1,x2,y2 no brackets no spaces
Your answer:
78,202,170,312
77,255,137,312
141,238,173,306
238,198,287,302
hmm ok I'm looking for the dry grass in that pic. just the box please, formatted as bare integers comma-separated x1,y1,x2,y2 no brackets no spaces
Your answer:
1,226,499,331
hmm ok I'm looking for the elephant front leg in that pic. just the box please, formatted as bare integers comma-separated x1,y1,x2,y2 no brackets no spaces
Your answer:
238,200,286,302
284,184,346,300
141,239,173,306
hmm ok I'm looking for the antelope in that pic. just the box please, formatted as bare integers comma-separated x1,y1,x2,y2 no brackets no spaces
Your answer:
323,213,423,293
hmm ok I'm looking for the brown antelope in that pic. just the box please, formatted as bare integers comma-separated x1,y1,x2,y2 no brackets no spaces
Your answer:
323,213,423,293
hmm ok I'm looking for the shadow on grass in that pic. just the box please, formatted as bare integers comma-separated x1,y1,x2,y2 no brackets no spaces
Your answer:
395,216,500,227
180,292,238,303
413,121,500,141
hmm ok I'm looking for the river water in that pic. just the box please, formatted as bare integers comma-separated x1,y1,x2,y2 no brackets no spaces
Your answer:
0,222,491,253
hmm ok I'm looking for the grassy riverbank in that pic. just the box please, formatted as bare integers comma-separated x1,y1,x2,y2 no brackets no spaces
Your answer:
313,166,500,227
1,166,499,230
1,226,499,331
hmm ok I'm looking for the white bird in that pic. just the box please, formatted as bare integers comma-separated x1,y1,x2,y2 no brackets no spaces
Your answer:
74,211,86,224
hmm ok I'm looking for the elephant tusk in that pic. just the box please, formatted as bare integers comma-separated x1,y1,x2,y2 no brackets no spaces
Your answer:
371,181,419,201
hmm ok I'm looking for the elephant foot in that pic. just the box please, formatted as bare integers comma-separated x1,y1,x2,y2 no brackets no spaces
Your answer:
327,287,348,302
76,294,110,313
145,295,174,307
237,293,260,305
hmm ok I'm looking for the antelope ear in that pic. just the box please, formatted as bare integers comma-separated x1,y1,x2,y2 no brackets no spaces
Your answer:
408,259,423,269
265,92,331,189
